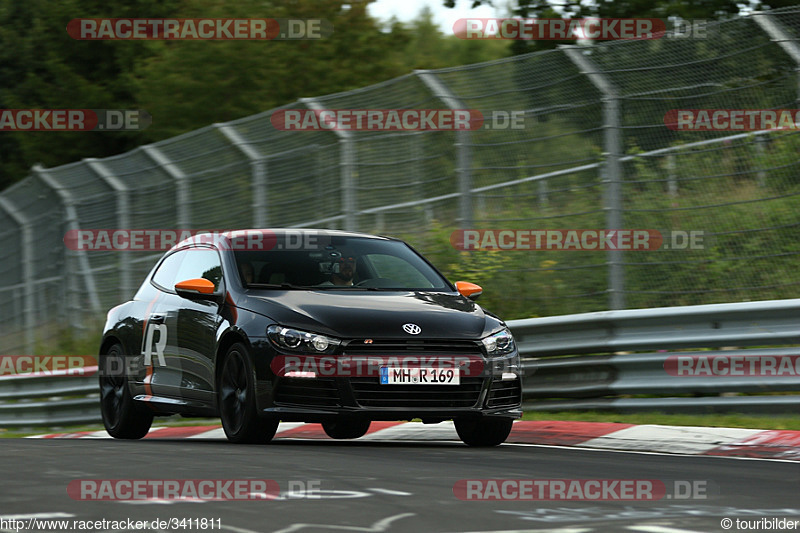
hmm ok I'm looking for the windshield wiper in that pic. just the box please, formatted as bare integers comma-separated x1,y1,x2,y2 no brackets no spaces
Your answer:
248,283,404,291
246,282,308,290
313,285,382,291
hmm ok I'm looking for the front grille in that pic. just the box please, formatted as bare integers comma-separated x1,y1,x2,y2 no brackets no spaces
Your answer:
274,377,340,407
350,377,484,408
343,339,484,356
487,377,521,408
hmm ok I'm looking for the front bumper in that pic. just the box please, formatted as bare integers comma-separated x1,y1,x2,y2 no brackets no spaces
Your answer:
255,367,522,422
250,337,522,422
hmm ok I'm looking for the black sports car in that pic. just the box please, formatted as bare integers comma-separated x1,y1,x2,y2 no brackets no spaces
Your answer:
99,229,522,446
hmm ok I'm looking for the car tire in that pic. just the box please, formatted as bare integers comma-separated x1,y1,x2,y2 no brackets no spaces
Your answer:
322,418,371,439
219,343,279,444
99,343,153,439
455,417,513,447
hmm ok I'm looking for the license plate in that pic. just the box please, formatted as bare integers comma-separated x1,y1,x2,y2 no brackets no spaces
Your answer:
379,367,460,385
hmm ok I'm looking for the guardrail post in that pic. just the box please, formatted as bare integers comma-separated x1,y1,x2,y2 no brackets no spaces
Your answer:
33,165,102,323
84,158,132,301
215,123,268,228
141,145,191,228
301,98,356,231
416,70,473,229
0,196,35,353
563,46,625,310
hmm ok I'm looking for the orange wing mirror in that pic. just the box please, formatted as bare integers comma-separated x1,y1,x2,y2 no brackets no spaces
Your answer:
175,278,216,298
455,281,483,300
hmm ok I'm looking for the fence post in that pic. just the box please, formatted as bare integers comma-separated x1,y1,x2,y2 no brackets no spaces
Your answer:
215,123,268,227
84,158,132,301
301,97,356,231
563,46,625,310
416,70,473,229
141,145,191,228
755,133,768,187
538,180,549,208
32,165,102,327
666,153,678,197
0,196,35,353
753,12,800,105
411,132,434,225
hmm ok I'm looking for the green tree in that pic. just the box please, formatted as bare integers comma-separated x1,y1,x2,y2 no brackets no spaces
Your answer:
0,0,179,188
133,0,412,139
445,0,771,55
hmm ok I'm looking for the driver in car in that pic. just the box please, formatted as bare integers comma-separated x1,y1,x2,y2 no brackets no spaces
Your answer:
321,255,356,286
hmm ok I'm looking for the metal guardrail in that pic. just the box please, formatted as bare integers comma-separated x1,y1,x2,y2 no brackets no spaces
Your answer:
509,298,800,413
0,370,98,428
509,298,800,357
1,299,799,427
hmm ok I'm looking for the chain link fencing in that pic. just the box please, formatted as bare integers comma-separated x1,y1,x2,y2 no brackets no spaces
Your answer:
2,8,800,354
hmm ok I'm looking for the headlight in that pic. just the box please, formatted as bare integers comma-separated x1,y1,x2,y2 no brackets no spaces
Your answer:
481,328,516,356
267,325,340,354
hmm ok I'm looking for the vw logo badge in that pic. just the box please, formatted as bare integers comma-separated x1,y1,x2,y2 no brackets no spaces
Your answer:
402,323,421,335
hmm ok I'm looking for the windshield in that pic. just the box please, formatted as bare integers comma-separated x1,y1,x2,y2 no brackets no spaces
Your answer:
233,235,451,290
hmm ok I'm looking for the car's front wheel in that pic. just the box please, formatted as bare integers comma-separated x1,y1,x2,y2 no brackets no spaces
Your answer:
455,417,513,447
99,343,153,439
219,343,279,444
322,418,371,439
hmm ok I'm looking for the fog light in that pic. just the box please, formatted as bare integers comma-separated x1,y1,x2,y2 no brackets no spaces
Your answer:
285,371,317,378
501,372,518,381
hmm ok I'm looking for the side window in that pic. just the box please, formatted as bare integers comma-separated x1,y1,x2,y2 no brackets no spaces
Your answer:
174,248,223,290
151,251,187,291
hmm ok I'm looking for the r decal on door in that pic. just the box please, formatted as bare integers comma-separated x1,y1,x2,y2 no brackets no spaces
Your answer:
143,322,167,366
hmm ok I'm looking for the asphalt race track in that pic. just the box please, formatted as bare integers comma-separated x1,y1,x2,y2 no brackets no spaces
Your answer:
2,436,799,533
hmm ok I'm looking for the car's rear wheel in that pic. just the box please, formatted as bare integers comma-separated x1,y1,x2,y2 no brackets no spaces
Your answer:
219,343,279,444
99,343,153,439
322,418,371,439
455,417,513,447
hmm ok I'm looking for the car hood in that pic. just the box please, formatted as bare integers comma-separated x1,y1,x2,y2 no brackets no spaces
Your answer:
236,290,499,339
